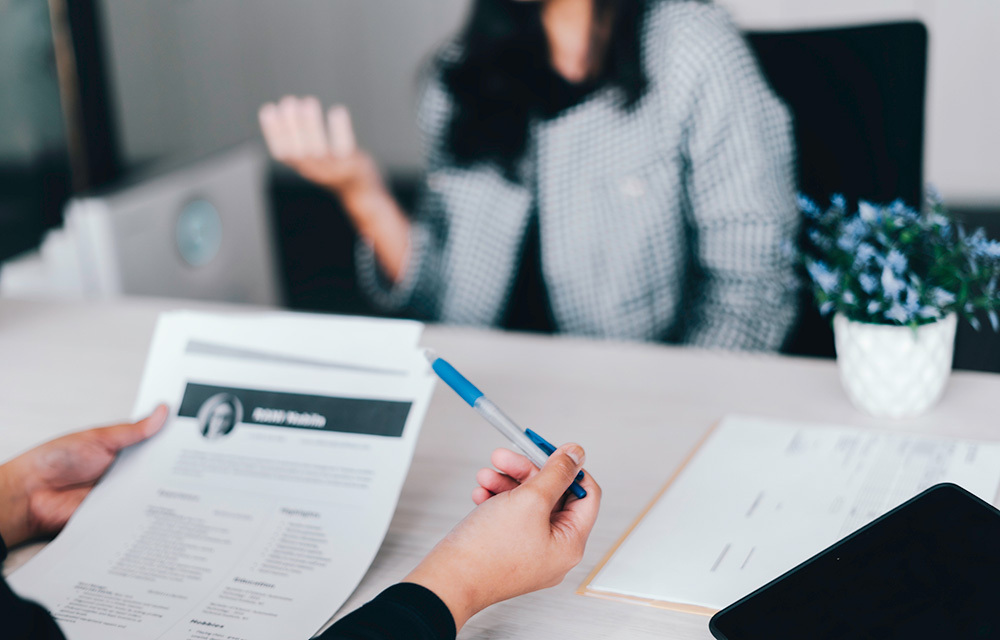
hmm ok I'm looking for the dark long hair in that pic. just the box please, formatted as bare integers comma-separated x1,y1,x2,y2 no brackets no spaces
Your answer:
441,0,651,181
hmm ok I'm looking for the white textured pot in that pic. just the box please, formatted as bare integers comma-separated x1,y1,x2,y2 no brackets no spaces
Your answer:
833,312,957,419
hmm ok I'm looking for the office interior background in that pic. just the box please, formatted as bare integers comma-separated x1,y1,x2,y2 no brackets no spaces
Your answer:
2,0,999,367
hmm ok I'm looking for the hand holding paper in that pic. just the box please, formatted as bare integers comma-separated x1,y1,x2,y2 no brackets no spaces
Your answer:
9,311,436,640
0,406,168,547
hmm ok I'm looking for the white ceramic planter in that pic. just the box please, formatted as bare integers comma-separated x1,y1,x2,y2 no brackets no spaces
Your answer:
833,312,957,419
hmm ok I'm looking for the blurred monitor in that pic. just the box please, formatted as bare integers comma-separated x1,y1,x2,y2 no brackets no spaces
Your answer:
1,144,280,306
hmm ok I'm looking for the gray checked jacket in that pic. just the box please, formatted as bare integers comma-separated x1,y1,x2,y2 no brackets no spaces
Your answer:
356,1,800,350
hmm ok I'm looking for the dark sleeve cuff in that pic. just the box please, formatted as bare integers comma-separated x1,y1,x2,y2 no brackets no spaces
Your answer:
1,532,68,640
319,583,456,640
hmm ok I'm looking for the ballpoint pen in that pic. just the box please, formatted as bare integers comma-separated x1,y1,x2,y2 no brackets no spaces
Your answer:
424,350,587,499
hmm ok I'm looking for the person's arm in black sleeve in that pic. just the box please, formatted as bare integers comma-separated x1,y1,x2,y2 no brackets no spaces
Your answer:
0,534,67,640
1,423,599,640
318,583,456,640
321,444,599,639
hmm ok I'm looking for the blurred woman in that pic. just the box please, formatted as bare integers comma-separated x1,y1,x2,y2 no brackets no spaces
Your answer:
260,0,799,349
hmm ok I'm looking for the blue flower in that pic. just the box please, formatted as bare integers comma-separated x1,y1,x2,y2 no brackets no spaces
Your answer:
797,194,822,219
855,243,877,266
886,200,919,228
971,236,1000,260
885,302,910,324
806,261,840,295
838,218,867,250
847,217,867,237
929,213,951,229
881,265,905,298
965,229,1000,261
859,201,881,224
859,272,878,294
809,228,830,249
931,287,957,307
885,249,908,275
799,190,1000,331
927,212,952,238
888,199,919,221
837,235,857,251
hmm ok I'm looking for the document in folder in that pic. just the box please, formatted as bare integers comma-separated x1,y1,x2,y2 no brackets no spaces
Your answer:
580,415,1000,614
9,311,436,640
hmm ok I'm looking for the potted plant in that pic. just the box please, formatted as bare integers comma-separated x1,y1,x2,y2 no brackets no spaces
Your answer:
799,190,1000,418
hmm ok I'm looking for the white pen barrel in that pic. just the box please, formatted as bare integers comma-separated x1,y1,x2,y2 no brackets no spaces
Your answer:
473,397,550,469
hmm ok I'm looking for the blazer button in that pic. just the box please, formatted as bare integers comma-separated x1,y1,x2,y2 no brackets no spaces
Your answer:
619,176,646,198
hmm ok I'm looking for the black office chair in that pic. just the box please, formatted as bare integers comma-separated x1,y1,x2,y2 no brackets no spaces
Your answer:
747,22,929,359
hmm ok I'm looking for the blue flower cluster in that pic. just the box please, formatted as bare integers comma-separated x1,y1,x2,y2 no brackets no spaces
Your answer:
799,190,1000,329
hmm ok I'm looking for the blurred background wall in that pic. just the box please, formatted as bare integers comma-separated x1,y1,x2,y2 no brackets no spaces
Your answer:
99,0,466,176
91,0,1000,207
3,0,998,257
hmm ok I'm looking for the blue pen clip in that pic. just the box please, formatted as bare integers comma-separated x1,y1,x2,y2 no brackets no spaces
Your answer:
525,428,586,484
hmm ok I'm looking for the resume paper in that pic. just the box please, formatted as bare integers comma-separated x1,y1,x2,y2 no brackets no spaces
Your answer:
586,415,1000,612
10,311,435,640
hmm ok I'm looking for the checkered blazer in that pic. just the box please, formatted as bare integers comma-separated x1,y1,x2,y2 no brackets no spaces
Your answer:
356,1,799,350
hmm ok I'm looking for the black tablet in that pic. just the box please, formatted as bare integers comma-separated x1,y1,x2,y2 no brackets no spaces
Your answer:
709,483,1000,639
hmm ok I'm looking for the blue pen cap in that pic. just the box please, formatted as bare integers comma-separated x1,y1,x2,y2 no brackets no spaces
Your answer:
431,357,484,407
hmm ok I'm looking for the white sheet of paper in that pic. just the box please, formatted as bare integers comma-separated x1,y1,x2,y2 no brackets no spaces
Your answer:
10,311,435,640
588,415,1000,611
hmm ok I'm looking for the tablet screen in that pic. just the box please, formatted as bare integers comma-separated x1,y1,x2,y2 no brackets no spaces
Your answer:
710,483,1000,639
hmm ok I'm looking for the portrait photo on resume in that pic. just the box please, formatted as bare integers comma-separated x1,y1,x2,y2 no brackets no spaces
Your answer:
196,392,244,439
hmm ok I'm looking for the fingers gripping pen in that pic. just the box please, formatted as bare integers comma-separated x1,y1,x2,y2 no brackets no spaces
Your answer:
425,350,587,499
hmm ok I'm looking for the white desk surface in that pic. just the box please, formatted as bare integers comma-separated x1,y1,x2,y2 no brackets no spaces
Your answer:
2,297,999,639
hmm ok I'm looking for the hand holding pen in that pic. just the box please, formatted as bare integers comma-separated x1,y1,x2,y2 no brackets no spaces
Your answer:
425,351,588,499
406,430,601,630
